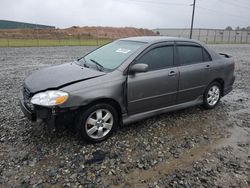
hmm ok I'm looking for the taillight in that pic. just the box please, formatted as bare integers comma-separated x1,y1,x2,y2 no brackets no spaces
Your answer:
230,60,235,70
233,62,235,70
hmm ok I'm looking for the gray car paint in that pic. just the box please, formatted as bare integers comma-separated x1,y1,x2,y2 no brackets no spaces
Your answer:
25,62,105,93
23,36,235,125
127,41,178,114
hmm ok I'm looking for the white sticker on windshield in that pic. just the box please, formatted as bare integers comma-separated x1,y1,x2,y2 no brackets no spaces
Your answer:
116,48,131,54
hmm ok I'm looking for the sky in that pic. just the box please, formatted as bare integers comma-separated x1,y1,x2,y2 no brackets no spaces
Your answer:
0,0,250,29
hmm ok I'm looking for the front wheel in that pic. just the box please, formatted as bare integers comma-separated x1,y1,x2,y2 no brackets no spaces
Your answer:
76,103,118,142
203,82,222,109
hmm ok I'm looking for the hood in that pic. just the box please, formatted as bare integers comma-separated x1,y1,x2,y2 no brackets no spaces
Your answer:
24,62,105,93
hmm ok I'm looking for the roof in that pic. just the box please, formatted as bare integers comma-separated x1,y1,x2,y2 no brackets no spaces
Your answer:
120,36,195,43
0,20,55,29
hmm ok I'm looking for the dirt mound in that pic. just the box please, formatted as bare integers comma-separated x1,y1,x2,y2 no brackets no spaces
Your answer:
63,26,155,38
0,26,155,39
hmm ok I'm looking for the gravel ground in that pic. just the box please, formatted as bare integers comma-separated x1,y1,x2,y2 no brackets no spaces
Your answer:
0,45,249,188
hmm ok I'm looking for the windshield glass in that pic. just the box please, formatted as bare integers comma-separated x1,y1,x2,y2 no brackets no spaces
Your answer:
80,40,145,71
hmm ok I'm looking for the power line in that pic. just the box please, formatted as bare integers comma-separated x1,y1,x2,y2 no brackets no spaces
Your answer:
115,0,189,7
225,0,250,8
218,0,250,10
114,0,250,28
117,0,249,21
197,5,250,21
195,8,250,26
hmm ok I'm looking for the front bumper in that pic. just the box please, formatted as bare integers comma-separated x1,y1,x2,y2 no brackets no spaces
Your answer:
19,91,77,130
19,91,56,130
19,97,36,121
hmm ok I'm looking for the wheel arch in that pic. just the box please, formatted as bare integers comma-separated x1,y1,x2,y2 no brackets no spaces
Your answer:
209,78,225,95
79,98,123,126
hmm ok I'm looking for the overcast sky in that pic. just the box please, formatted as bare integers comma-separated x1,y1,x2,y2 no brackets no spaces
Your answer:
0,0,249,29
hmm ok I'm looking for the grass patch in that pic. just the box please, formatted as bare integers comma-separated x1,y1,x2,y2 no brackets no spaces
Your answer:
0,39,112,47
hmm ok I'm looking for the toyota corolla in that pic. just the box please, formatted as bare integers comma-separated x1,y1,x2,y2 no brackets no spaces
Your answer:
20,36,235,142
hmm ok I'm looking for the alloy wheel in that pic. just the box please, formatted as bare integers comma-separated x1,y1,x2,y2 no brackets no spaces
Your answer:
85,109,114,139
207,85,220,106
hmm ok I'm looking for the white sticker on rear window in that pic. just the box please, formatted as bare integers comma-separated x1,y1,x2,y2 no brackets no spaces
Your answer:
116,48,131,54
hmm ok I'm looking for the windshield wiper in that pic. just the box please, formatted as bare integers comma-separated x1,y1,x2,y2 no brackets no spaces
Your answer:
77,58,89,68
89,59,104,72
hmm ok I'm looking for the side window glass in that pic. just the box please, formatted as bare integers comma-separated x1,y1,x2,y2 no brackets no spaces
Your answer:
203,49,212,62
137,46,174,71
178,45,203,65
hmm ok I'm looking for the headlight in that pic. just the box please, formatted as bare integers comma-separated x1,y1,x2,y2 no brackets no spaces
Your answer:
30,90,68,107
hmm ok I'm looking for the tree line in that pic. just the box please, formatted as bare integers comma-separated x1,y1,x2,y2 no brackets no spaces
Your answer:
225,26,250,31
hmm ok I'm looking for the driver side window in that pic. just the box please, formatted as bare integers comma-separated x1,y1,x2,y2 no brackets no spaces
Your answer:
137,45,174,71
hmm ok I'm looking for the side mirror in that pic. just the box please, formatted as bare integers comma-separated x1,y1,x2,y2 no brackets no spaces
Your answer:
129,63,148,74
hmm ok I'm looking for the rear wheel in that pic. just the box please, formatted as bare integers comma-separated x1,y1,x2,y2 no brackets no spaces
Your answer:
76,103,118,142
203,82,222,109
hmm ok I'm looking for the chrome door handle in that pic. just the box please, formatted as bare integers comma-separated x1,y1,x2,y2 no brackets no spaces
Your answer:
168,71,177,76
205,65,211,69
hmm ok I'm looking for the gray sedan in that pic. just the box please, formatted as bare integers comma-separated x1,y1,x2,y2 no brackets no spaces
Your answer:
20,36,235,142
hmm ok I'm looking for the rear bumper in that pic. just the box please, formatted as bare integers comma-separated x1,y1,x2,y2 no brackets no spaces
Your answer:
223,86,233,96
223,75,235,96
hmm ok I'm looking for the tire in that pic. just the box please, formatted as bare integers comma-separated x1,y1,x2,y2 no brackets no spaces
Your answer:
76,103,118,143
203,82,222,109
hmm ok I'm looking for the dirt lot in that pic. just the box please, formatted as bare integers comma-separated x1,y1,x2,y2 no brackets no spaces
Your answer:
0,44,249,188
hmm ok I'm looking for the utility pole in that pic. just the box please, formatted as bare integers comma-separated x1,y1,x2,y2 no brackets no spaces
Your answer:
190,0,196,39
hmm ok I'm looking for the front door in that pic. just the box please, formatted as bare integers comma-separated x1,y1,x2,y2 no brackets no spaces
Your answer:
127,43,179,115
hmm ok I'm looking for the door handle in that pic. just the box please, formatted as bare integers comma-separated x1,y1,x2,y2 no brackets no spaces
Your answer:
205,65,211,70
168,71,177,76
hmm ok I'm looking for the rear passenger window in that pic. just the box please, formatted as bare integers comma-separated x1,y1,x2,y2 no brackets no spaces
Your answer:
203,49,212,62
178,45,203,65
137,46,174,71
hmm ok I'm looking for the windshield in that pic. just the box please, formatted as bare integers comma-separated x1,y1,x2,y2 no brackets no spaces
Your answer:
79,40,145,71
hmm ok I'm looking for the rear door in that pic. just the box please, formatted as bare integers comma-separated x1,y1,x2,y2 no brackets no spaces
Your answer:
127,42,179,115
176,42,213,104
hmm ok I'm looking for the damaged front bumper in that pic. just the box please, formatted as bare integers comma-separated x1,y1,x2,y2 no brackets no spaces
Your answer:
19,91,76,131
19,91,56,130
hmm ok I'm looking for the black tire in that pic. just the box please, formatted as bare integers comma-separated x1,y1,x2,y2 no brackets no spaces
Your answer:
203,81,222,109
76,103,118,143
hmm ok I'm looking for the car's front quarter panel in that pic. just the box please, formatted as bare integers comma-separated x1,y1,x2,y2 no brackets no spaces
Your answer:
59,70,127,113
